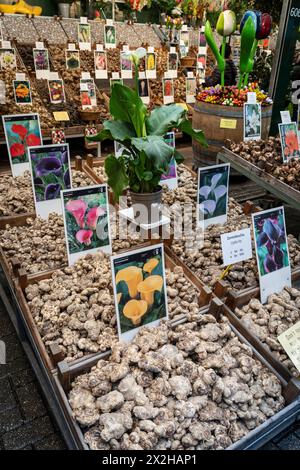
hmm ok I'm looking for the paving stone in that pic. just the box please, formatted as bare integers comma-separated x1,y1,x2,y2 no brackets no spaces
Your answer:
277,434,300,451
4,334,24,363
34,434,66,450
2,415,55,450
261,442,279,450
17,385,47,420
0,376,17,411
13,368,36,389
0,316,14,338
0,407,23,435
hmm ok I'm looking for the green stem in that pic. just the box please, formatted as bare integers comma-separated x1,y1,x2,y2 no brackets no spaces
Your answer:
134,63,139,95
238,73,245,90
244,39,258,88
244,73,249,87
221,37,226,87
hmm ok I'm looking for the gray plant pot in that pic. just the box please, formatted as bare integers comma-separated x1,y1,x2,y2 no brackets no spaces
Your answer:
58,3,71,18
130,187,163,225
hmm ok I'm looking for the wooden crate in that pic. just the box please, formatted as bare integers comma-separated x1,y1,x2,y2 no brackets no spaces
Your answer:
223,268,300,400
13,246,212,374
52,297,299,450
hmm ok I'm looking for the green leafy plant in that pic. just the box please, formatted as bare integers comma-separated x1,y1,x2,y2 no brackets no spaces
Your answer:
89,48,207,201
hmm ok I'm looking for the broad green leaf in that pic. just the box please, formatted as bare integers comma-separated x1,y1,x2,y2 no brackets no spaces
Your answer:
240,17,256,75
143,171,153,181
104,155,129,202
104,120,135,142
178,120,208,147
109,84,147,137
86,128,112,143
131,136,174,173
145,104,186,136
173,149,184,165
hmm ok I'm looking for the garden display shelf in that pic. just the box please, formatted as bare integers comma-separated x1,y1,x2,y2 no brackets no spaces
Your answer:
217,145,300,212
12,245,213,374
52,297,300,451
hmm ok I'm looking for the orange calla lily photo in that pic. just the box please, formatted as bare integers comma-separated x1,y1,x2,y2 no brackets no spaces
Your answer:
111,244,168,342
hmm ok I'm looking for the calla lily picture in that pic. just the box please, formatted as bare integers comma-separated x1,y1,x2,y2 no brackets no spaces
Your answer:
197,163,230,227
111,244,168,341
29,144,72,207
62,185,111,265
244,103,261,141
253,208,290,277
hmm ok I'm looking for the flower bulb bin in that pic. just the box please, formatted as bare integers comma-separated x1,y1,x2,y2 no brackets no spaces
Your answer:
192,101,272,168
180,57,196,68
130,187,163,225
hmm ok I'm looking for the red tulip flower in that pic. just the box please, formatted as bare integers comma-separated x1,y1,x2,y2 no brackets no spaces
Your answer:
10,142,25,158
26,133,41,147
256,13,272,40
11,124,27,140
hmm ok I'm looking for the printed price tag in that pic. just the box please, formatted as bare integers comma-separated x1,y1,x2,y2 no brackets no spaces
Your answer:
35,41,45,50
80,17,88,24
16,73,26,81
148,46,154,53
220,118,237,129
280,110,292,124
106,19,114,26
81,72,91,79
53,111,70,122
48,72,59,80
123,45,129,52
1,40,11,49
68,43,76,51
170,47,176,53
139,71,146,79
96,44,104,52
187,71,194,78
247,92,257,104
80,83,89,91
221,228,252,267
112,72,120,79
278,321,300,374
182,25,188,32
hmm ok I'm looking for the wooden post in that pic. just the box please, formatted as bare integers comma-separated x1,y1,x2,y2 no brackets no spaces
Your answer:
208,297,224,320
199,286,213,308
214,280,228,299
11,258,21,277
17,269,28,290
86,154,94,168
243,200,255,215
49,343,64,367
58,360,71,393
225,290,240,310
75,155,83,171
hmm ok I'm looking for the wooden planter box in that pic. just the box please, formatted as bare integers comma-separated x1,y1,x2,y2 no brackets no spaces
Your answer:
13,245,213,374
223,269,300,399
52,298,300,450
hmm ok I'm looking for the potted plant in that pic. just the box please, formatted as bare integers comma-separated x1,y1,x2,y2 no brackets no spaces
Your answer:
56,0,74,18
89,48,207,224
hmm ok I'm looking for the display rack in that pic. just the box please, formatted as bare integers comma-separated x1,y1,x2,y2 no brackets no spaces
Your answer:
217,146,300,212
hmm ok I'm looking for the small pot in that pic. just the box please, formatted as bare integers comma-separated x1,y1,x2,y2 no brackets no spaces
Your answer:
58,3,71,18
130,187,163,225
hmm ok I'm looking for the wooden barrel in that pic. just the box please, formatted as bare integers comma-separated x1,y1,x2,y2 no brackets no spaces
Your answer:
192,101,272,168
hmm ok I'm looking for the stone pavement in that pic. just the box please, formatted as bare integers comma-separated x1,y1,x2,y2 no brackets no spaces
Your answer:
0,295,300,450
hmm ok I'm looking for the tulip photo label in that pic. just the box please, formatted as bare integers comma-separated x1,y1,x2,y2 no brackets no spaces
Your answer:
244,103,261,141
252,207,291,304
61,184,111,265
278,122,300,162
80,78,97,109
197,163,230,229
28,143,72,219
111,244,168,342
2,113,42,177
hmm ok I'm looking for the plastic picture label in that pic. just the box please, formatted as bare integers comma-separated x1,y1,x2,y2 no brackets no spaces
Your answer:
111,243,168,342
61,184,112,266
280,110,292,124
2,113,42,177
168,52,178,78
0,48,17,71
278,321,300,374
186,77,196,104
105,24,116,49
78,23,91,51
163,78,174,104
221,228,252,267
278,122,300,162
252,206,291,304
138,78,150,105
121,51,133,79
197,163,230,229
28,143,72,220
160,132,177,190
146,52,156,79
94,50,108,79
243,103,261,141
48,79,66,104
33,48,50,79
13,79,32,106
80,78,97,109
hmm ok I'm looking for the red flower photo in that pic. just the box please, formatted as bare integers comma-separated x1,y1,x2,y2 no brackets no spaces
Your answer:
3,114,42,165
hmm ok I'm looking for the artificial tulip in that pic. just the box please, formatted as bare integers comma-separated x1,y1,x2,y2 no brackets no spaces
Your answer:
240,10,258,34
239,16,256,89
216,10,236,86
204,20,225,84
216,10,236,37
256,13,272,39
